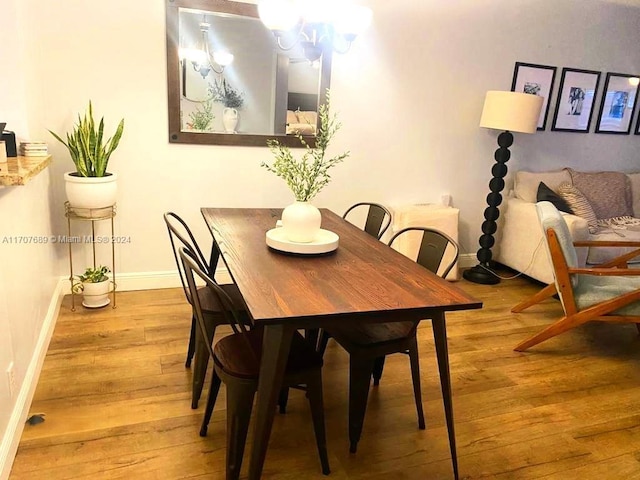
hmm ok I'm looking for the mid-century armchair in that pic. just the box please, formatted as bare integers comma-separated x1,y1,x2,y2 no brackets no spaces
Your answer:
513,201,640,352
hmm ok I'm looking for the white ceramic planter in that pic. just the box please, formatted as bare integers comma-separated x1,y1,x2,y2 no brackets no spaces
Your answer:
281,201,321,243
81,279,111,308
64,172,118,209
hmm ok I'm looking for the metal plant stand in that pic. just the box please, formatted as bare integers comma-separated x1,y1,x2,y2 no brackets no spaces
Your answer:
65,202,117,311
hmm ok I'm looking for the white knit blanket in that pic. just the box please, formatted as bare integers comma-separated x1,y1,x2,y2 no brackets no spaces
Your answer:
594,216,640,236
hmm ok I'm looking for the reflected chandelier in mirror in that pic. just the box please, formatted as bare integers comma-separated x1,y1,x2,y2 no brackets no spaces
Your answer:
166,0,332,147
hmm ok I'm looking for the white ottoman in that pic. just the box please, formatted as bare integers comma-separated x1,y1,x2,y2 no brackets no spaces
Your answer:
390,204,460,280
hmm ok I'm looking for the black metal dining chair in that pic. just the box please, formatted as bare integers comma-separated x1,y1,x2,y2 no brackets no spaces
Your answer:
163,211,248,409
324,227,459,453
309,202,393,351
342,202,392,240
180,247,330,479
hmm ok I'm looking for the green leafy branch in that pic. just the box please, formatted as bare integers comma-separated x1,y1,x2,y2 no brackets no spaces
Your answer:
189,97,215,131
261,93,349,202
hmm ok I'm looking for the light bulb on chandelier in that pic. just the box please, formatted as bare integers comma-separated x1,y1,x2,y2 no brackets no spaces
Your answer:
258,0,372,62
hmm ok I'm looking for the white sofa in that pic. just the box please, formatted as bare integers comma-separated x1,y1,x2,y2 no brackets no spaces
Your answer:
494,168,640,284
286,110,317,136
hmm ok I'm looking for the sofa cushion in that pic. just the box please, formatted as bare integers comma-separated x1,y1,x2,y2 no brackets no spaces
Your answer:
514,170,572,203
568,169,633,219
297,110,317,125
628,173,640,217
536,182,574,214
286,110,299,124
558,183,598,233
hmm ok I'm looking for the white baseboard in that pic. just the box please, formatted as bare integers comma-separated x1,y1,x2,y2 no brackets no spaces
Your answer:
59,268,234,294
58,256,474,295
0,278,65,480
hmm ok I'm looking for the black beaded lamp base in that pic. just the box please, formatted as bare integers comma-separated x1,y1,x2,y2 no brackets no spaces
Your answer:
462,264,499,285
464,130,513,286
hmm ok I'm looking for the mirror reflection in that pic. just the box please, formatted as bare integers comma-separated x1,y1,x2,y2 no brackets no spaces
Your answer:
166,0,331,147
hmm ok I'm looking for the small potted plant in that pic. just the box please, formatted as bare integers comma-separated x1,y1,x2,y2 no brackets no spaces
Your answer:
72,265,112,308
261,92,349,243
211,79,244,133
49,101,124,209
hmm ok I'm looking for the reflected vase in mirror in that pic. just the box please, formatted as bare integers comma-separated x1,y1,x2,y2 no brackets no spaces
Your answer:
223,108,239,133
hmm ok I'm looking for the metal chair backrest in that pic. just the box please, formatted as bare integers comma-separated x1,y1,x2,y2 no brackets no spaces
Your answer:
343,202,392,240
163,212,217,305
180,247,251,360
388,227,459,278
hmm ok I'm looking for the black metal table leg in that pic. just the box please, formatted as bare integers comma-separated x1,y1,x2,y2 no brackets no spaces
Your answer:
432,312,459,480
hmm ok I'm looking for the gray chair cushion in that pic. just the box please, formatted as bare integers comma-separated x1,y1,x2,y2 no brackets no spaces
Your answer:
574,274,640,316
536,201,580,293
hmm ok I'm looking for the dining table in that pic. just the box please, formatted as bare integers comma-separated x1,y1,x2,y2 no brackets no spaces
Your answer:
201,207,482,480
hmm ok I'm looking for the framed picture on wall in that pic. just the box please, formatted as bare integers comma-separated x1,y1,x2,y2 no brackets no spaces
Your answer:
636,109,640,135
595,72,640,134
551,68,601,133
511,62,557,130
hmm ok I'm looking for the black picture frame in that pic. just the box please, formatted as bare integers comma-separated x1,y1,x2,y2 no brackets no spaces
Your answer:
636,108,640,135
595,72,640,134
510,62,557,130
551,67,601,133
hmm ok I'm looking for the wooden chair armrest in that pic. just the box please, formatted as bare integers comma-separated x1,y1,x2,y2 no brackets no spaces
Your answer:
573,241,640,247
568,267,640,276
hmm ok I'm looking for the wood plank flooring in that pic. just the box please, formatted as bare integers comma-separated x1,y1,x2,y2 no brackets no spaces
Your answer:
9,272,640,479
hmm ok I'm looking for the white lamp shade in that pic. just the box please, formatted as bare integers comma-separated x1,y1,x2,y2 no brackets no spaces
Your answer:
258,0,300,31
480,91,543,134
179,47,206,63
334,5,373,37
213,51,234,66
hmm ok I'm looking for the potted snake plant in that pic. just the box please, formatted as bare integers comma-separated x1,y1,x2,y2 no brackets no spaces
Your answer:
49,101,124,209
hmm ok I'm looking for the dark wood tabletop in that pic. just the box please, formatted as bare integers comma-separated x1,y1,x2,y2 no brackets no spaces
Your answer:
201,207,482,325
201,207,482,480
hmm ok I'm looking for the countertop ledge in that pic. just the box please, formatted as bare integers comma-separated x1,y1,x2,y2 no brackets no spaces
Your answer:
0,155,52,186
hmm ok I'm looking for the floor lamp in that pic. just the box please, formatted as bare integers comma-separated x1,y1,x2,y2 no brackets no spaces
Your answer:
463,91,543,285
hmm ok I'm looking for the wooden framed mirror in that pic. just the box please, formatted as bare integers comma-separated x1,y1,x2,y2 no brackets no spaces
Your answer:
165,0,331,147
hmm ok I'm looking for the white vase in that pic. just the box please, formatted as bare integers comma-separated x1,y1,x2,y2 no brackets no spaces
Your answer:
222,108,239,133
64,172,118,209
281,201,321,243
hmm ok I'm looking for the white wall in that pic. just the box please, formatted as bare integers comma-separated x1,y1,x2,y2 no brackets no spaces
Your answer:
1,0,640,473
0,1,62,475
20,0,639,279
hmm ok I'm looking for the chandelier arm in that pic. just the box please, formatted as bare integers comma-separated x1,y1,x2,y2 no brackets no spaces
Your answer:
202,37,224,75
275,35,299,51
331,38,354,55
209,61,224,75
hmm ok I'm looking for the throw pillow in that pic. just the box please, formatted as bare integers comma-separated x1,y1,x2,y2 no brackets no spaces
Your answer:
557,182,598,233
627,172,640,218
513,170,572,203
536,182,574,214
568,169,634,219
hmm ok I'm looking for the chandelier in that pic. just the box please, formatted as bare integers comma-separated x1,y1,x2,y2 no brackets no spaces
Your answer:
179,19,234,79
258,0,372,62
